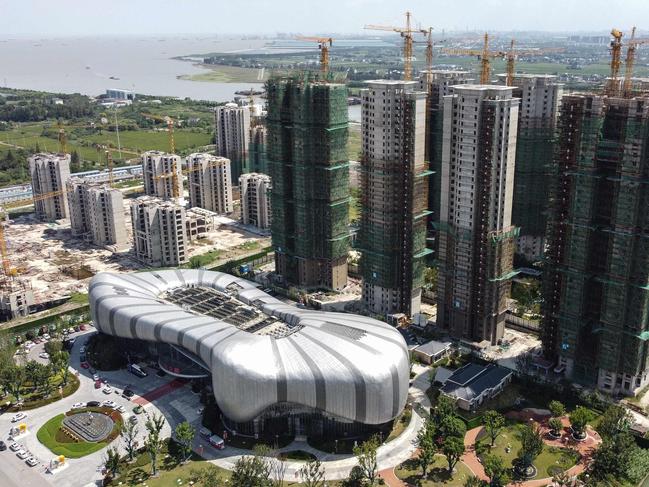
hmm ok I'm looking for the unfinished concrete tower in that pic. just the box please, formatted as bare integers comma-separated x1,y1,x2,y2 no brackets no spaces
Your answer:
542,93,649,395
0,279,34,320
66,178,128,250
266,76,350,291
437,85,519,344
248,125,268,174
498,74,563,262
131,196,188,267
418,70,473,261
29,153,71,220
186,153,233,214
141,151,183,200
215,103,251,181
239,173,271,230
359,80,429,316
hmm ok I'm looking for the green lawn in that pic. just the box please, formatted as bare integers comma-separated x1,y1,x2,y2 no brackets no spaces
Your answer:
37,407,122,458
475,423,580,479
396,455,474,486
7,373,80,411
178,64,267,83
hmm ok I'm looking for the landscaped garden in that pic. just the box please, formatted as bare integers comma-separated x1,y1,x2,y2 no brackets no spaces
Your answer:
37,406,123,458
396,455,474,486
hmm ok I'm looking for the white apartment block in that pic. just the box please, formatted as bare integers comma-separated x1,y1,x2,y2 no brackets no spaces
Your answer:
66,177,128,250
418,69,473,101
29,153,71,220
0,279,34,319
359,80,428,316
214,103,250,180
131,196,188,267
437,85,520,344
186,153,233,214
239,172,271,230
141,151,183,200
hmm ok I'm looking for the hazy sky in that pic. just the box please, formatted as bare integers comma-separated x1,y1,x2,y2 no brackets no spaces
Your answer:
1,0,647,36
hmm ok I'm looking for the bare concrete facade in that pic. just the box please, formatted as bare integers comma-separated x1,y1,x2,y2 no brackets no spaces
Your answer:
239,172,271,230
66,178,128,250
131,196,188,267
186,153,233,214
0,279,34,319
141,151,183,200
29,153,71,220
215,103,250,181
437,85,520,345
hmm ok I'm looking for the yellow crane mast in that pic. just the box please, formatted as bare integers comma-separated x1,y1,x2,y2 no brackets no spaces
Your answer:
607,28,624,95
365,11,427,81
424,27,434,86
504,40,565,86
442,33,506,84
623,27,649,97
295,36,334,76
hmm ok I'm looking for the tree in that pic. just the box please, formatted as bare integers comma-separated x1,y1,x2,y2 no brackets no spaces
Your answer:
44,340,62,356
424,267,438,292
568,406,593,437
353,435,380,486
441,435,464,472
144,412,166,476
597,405,631,440
70,150,80,172
50,350,70,386
120,419,139,462
267,451,287,487
438,415,466,442
174,421,196,463
548,417,563,436
200,465,224,487
103,446,121,477
464,476,488,487
483,454,510,487
483,410,505,446
548,400,566,418
433,394,457,423
299,458,325,487
416,418,437,477
517,423,543,469
589,432,649,485
231,455,271,487
0,365,25,401
515,352,534,377
24,361,50,395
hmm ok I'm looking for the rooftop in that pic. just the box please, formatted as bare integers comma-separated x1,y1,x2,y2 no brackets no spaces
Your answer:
440,363,513,403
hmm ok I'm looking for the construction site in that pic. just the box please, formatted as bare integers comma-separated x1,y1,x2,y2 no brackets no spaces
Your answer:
542,28,649,395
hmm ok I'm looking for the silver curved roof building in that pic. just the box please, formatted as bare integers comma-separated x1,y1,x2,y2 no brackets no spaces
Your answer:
89,270,409,425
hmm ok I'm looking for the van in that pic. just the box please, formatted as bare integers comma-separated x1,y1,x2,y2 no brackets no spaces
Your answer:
208,434,225,449
127,364,148,378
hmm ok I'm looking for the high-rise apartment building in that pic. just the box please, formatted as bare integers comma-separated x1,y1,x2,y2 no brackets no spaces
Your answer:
543,93,649,395
29,153,71,220
418,71,473,260
436,85,520,344
498,74,563,261
186,153,233,214
266,76,350,291
248,125,267,174
359,80,429,315
215,103,250,181
239,173,271,230
66,178,128,249
131,196,188,267
141,151,183,200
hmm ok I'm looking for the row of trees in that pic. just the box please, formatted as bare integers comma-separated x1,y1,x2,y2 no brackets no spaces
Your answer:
0,338,70,403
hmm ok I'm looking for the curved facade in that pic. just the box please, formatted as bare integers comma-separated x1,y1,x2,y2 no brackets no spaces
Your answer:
89,270,409,425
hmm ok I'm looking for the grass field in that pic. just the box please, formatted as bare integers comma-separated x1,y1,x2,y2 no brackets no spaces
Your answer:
179,64,267,83
396,455,474,486
475,423,579,479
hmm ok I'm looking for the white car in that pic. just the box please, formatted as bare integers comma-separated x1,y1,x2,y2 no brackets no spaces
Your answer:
102,400,117,409
79,346,86,354
9,442,22,452
42,334,50,341
71,402,85,409
92,374,100,381
16,449,30,459
11,412,27,423
116,405,126,413
26,456,39,467
102,386,113,394
38,352,50,360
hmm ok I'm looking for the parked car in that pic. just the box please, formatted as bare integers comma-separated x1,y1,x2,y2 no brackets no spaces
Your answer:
208,435,225,449
38,352,49,360
116,405,126,413
102,385,113,394
11,412,27,423
102,400,117,409
73,326,80,332
0,441,7,451
79,324,86,331
42,334,50,341
199,427,212,439
17,449,30,459
92,374,100,382
26,456,39,467
9,443,21,452
133,405,143,414
86,401,100,407
88,366,96,374
94,380,102,389
71,402,85,409
127,363,148,378
80,361,90,369
122,389,135,400
79,346,86,355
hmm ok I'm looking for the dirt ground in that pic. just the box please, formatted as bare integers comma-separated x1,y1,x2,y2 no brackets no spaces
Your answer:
3,201,268,303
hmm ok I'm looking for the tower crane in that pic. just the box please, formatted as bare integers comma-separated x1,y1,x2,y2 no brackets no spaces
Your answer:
106,150,114,188
295,36,334,76
622,27,649,97
606,28,624,95
442,33,506,84
365,11,428,81
141,113,180,199
504,40,565,86
424,27,434,86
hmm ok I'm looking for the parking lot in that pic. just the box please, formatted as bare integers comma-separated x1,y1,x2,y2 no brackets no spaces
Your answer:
0,327,204,487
